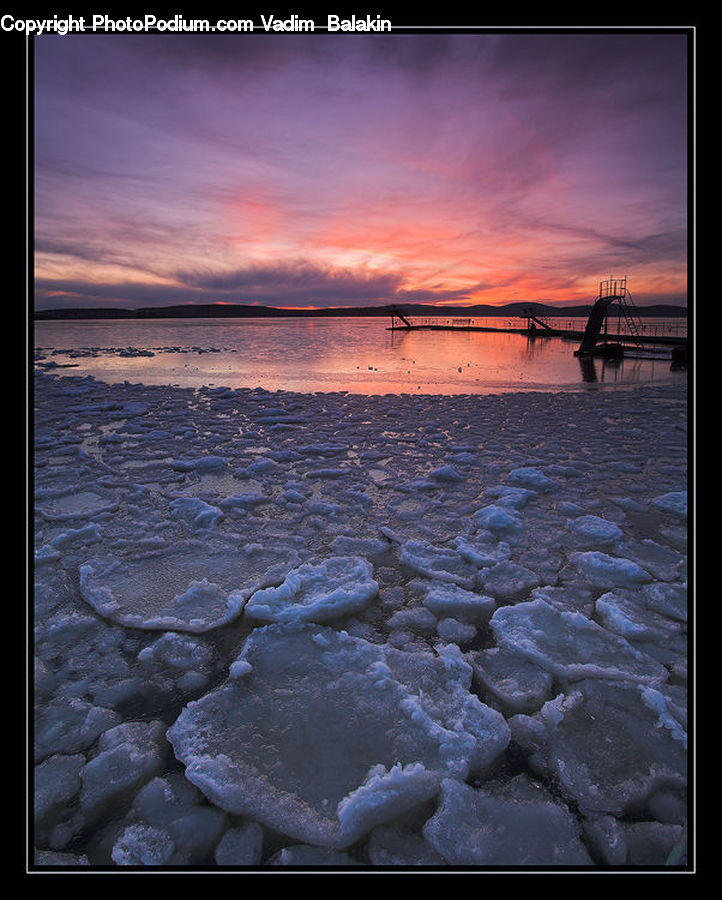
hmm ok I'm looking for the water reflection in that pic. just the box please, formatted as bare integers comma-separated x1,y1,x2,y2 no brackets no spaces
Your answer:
35,317,687,395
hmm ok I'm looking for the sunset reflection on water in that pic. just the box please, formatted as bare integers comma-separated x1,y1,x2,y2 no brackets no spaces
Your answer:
34,317,686,395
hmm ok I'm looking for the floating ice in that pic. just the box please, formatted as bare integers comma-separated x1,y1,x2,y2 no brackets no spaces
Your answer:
429,465,463,483
595,590,685,643
214,821,264,866
171,455,228,473
650,491,687,519
473,504,523,537
453,535,512,568
423,776,592,865
483,484,536,508
569,551,652,589
642,582,687,623
367,823,445,866
167,624,510,848
70,720,169,841
79,542,304,632
617,539,686,582
507,467,558,492
35,698,120,764
479,559,540,600
112,773,228,866
470,646,554,715
268,845,359,866
510,680,687,816
33,371,688,868
436,617,477,644
569,515,623,545
36,490,118,523
169,497,223,529
421,582,496,624
244,556,378,624
400,540,480,588
490,598,668,684
34,754,85,844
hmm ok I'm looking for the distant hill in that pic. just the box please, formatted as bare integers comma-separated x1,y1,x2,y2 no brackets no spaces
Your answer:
34,301,688,320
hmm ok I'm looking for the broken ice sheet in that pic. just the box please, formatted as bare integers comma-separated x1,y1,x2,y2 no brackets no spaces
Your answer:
510,680,687,817
243,555,378,624
79,541,305,632
167,623,510,849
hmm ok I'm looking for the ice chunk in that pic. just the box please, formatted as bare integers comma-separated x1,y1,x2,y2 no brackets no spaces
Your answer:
479,560,540,600
569,515,623,545
429,465,463,483
639,686,688,748
582,815,628,865
268,845,359,866
530,584,595,618
34,850,90,866
167,624,509,848
510,680,687,817
507,467,558,492
650,491,687,519
137,632,216,695
421,582,496,624
330,535,391,559
624,821,686,866
473,504,523,537
113,773,228,866
436,617,477,644
36,490,118,523
595,590,684,643
483,484,536,508
171,455,227,473
214,822,264,866
642,582,687,623
471,646,554,715
388,606,438,634
423,776,592,865
112,824,177,865
34,754,85,839
244,556,378,624
569,551,651,589
367,823,446,866
617,539,686,582
400,540,480,589
453,535,511,568
78,721,168,825
79,542,303,632
34,698,120,763
490,598,668,684
169,497,223,529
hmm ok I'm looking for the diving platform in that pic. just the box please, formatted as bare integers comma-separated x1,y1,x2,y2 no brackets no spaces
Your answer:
573,275,640,357
386,290,686,350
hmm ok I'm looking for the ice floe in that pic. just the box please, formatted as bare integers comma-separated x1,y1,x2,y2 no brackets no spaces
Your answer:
423,775,593,865
167,624,510,849
243,556,379,623
79,542,305,632
32,371,690,869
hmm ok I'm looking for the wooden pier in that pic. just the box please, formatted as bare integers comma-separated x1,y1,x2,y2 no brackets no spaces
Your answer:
386,280,687,352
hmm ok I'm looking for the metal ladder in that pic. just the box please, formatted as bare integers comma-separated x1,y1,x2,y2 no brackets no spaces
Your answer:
615,287,643,346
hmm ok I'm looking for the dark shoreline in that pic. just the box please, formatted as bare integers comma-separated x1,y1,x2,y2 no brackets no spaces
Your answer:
34,301,688,321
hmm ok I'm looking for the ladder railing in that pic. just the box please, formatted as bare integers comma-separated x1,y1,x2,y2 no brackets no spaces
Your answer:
616,291,643,345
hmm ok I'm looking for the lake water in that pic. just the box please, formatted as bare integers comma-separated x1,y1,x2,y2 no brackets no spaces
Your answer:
34,316,688,395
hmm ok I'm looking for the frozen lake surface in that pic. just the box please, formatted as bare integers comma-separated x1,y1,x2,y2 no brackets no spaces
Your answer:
32,342,689,870
34,316,687,395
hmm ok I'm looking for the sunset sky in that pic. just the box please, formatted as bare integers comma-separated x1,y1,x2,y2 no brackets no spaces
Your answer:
33,29,690,310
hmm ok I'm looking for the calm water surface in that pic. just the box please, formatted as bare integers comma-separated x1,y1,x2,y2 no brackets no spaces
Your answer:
34,317,688,395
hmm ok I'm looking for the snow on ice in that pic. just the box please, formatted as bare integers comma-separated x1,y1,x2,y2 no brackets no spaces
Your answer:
32,371,689,869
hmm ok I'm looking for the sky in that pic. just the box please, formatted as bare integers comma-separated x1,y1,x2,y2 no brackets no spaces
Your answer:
33,29,690,311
